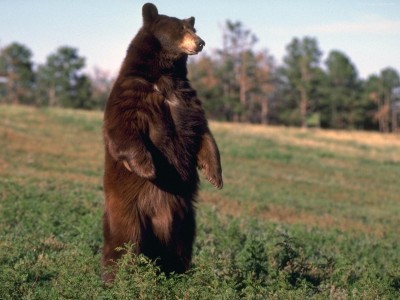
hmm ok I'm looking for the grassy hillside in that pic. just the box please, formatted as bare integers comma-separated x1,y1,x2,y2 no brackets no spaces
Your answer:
1,105,399,299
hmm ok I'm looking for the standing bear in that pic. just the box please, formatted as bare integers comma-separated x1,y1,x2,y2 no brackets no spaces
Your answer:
102,3,223,281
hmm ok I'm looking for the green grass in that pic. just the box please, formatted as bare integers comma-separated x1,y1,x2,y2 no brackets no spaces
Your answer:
1,104,399,299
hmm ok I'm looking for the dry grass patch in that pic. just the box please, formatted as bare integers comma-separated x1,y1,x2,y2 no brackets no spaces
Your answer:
0,105,103,185
211,121,400,163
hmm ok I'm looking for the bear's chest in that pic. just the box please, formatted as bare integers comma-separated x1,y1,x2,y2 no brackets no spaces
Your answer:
149,83,204,149
154,82,202,123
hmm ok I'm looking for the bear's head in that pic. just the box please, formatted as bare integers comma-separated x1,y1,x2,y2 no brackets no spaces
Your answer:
142,3,205,56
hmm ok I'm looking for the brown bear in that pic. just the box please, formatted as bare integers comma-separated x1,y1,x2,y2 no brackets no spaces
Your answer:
102,3,223,281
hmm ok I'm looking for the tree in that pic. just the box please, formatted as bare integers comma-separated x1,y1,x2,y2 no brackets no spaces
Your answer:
190,22,276,124
364,68,400,132
363,75,383,130
89,67,114,110
282,37,322,127
0,42,35,105
380,68,400,132
323,50,363,129
36,46,92,108
250,50,276,124
188,54,225,119
217,20,258,121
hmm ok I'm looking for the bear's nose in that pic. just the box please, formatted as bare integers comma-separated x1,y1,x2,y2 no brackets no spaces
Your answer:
197,39,205,49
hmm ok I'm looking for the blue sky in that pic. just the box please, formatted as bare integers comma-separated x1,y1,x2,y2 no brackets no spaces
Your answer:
1,0,399,79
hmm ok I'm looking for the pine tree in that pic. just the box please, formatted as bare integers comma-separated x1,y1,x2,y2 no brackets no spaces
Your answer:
282,37,322,128
36,46,92,108
0,42,35,105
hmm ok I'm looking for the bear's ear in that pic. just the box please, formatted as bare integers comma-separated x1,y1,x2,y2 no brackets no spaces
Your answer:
185,17,195,27
142,3,158,24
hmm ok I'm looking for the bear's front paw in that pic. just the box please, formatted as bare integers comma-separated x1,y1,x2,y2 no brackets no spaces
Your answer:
210,173,223,190
201,165,223,189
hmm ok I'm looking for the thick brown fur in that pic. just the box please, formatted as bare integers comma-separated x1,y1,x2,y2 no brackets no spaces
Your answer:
102,3,222,282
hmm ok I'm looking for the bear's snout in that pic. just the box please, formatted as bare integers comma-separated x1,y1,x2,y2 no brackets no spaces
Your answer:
195,38,205,52
180,33,205,55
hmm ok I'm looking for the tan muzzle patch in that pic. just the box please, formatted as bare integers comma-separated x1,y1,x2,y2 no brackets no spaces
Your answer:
180,33,204,55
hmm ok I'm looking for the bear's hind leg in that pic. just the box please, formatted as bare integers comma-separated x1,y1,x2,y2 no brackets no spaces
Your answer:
101,210,142,283
162,211,196,274
102,211,120,283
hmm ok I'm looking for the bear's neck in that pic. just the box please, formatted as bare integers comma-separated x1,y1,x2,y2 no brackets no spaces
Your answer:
119,32,188,82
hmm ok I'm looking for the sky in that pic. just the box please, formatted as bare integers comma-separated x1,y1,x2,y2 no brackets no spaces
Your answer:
1,0,399,79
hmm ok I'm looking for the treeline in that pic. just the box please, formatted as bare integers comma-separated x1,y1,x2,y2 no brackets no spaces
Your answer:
1,20,400,132
0,43,113,110
190,21,400,132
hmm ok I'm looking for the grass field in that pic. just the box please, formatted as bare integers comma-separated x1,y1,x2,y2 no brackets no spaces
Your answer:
0,104,399,299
